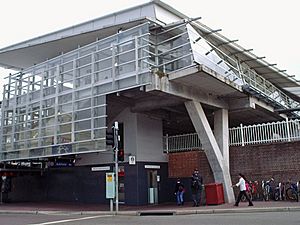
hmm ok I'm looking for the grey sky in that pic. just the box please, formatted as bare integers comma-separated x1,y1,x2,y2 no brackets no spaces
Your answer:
0,0,299,92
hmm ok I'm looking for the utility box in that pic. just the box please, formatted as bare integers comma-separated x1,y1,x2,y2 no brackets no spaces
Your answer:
205,183,225,205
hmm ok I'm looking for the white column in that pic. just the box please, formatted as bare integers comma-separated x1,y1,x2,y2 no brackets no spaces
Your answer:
185,101,235,203
214,109,229,167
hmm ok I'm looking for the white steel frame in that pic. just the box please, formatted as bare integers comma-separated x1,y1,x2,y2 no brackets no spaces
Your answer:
163,119,300,152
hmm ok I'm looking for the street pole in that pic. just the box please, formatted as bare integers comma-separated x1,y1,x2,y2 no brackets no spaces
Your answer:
114,121,119,213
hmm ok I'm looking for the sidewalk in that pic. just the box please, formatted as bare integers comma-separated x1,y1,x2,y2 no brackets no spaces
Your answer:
0,201,300,216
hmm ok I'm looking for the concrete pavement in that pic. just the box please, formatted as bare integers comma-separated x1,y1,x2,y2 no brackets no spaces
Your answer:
0,201,300,216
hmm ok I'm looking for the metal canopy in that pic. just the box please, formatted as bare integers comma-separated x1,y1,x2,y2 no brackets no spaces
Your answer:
189,20,300,89
0,20,145,70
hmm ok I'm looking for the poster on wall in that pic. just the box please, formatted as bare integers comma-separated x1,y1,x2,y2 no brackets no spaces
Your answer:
52,144,72,155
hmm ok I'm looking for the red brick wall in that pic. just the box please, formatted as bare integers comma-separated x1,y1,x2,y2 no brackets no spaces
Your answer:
230,140,300,182
168,150,214,183
168,141,300,184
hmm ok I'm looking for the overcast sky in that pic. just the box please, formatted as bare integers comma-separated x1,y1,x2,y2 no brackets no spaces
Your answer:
0,0,299,96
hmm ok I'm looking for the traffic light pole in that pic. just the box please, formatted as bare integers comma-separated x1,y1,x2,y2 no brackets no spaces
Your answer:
114,121,119,213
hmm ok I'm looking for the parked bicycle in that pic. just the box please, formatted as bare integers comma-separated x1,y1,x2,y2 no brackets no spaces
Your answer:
274,182,283,201
262,178,275,201
285,181,299,202
241,181,257,202
251,181,261,201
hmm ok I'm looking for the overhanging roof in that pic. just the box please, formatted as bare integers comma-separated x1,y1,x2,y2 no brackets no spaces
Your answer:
189,21,300,89
0,0,299,91
0,19,146,70
0,0,186,71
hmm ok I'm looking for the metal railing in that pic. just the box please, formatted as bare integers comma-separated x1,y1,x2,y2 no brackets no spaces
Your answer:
229,119,300,146
0,23,152,161
2,20,300,160
163,133,202,153
163,119,300,152
189,24,300,113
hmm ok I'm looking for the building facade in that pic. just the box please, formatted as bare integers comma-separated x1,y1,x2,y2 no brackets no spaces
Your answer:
0,0,300,205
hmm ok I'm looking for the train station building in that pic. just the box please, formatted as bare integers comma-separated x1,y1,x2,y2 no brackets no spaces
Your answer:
0,0,300,205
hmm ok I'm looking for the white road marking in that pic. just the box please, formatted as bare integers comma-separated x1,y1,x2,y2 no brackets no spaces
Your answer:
28,215,112,225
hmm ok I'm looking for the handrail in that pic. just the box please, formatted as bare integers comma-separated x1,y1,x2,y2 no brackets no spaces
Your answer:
190,27,300,112
163,119,300,152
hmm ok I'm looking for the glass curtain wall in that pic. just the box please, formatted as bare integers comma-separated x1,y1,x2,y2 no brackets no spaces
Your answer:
0,23,151,161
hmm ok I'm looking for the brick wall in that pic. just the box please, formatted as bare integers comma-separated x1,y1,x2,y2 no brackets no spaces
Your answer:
168,141,300,184
230,140,300,182
168,150,214,183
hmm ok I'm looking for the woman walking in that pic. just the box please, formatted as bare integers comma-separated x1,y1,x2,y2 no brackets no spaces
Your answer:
232,173,254,206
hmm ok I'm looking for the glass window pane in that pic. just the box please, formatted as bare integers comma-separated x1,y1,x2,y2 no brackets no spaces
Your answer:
58,93,72,104
75,99,91,110
58,113,72,123
75,141,95,152
75,120,91,131
57,134,72,144
75,131,91,141
41,126,55,136
94,106,105,117
59,82,73,93
42,98,55,108
42,116,55,127
94,128,106,139
94,117,105,128
75,75,91,88
42,107,55,117
60,61,73,73
29,129,39,139
75,109,91,120
77,65,92,77
42,137,53,146
58,123,72,134
93,83,112,95
94,70,112,82
58,103,73,114
28,139,39,148
93,96,105,106
75,88,91,100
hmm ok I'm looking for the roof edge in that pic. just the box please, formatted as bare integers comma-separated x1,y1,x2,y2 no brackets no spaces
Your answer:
0,0,190,54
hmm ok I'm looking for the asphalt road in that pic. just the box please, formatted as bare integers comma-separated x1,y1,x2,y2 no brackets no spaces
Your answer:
1,211,300,225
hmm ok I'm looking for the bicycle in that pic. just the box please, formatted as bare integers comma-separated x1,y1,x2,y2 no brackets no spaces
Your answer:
241,181,253,202
285,181,299,202
274,182,283,201
262,178,275,201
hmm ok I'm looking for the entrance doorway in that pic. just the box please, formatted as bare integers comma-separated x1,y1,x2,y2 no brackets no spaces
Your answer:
147,170,159,204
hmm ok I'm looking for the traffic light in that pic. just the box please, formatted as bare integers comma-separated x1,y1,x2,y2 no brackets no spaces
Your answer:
106,128,115,148
117,123,124,161
118,148,124,162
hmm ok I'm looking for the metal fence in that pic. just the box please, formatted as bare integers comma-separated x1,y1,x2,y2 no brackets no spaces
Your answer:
229,119,300,146
163,119,300,152
163,133,202,153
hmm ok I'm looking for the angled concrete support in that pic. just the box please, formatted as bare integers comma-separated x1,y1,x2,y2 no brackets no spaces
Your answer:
185,101,235,203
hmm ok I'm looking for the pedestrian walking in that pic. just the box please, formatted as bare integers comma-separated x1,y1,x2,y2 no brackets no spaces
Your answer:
232,173,254,206
174,178,185,205
191,168,203,207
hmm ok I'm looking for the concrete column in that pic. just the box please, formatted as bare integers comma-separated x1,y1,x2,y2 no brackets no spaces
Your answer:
185,101,235,203
214,109,229,167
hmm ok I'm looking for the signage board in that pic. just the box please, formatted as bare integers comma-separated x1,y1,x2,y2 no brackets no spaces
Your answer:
106,172,115,199
129,156,136,165
144,165,160,169
91,166,110,171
